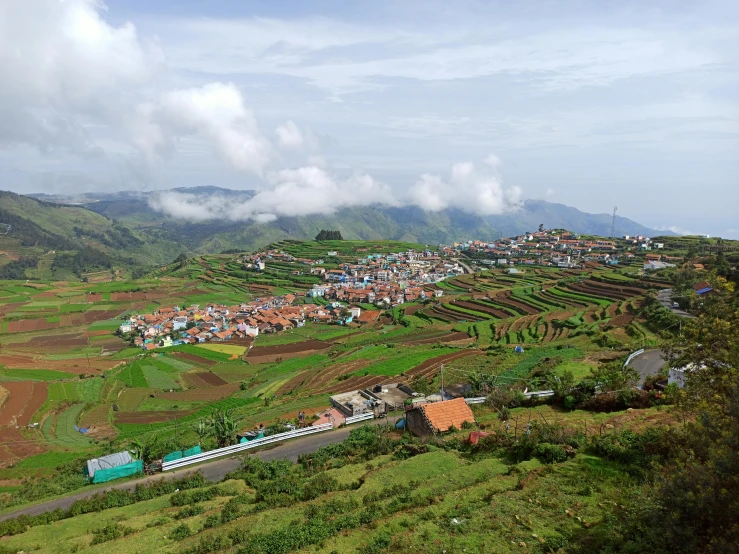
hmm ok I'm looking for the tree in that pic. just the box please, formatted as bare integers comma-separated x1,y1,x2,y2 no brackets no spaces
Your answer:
208,409,240,448
714,251,730,277
656,277,739,552
315,230,343,241
193,418,209,446
538,223,544,233
172,253,188,270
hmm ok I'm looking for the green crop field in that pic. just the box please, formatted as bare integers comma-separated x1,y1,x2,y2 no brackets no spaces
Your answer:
141,365,180,390
117,363,148,388
0,369,73,381
0,234,695,552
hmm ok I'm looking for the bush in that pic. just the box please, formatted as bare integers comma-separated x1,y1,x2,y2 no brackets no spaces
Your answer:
170,485,223,507
170,523,192,541
174,504,204,520
301,473,340,501
90,523,132,544
203,514,220,529
533,443,569,464
0,473,208,538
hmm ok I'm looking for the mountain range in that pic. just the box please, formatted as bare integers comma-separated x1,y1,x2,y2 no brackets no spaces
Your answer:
4,187,674,267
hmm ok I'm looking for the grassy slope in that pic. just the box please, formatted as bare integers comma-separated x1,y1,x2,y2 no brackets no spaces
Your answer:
0,438,649,554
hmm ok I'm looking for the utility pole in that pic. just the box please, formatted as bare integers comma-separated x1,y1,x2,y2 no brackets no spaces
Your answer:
610,206,618,239
440,364,444,398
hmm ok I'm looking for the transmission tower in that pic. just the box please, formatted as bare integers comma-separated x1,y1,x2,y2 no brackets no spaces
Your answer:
610,206,618,239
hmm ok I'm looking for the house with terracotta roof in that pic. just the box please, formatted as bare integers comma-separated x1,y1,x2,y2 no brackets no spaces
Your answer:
405,397,476,436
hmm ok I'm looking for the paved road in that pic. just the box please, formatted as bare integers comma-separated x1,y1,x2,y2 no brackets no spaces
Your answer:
452,258,474,275
657,289,695,318
0,418,399,522
628,349,668,383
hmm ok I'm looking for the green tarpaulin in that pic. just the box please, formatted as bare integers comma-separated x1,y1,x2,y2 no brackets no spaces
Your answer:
163,445,201,462
91,460,143,483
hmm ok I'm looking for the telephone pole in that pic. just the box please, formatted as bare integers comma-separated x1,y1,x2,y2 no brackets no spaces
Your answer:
610,206,618,239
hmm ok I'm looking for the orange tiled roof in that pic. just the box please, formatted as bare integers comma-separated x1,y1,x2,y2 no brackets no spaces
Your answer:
420,398,475,432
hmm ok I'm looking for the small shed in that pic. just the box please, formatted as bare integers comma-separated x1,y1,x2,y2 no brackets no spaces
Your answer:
406,397,476,437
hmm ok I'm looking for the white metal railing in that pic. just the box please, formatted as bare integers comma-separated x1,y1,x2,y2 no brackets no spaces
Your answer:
523,389,554,399
162,423,334,471
623,348,645,368
344,412,375,425
465,397,487,405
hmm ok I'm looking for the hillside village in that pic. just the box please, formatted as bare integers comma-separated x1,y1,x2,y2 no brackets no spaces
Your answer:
447,229,683,270
123,229,691,351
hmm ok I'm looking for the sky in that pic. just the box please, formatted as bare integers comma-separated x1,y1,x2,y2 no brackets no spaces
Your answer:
0,0,737,236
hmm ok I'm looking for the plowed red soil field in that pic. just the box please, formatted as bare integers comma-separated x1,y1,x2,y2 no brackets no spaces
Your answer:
0,428,45,465
275,371,311,396
489,291,541,315
0,382,33,425
303,360,370,393
173,352,217,367
404,350,481,381
0,354,120,373
193,372,227,386
247,339,329,358
5,310,122,334
17,382,47,426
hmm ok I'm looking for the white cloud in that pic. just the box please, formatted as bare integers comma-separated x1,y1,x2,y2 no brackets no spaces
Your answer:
150,83,272,174
545,188,555,197
148,165,398,222
0,0,163,153
275,120,304,149
656,225,698,236
408,156,522,216
148,155,523,221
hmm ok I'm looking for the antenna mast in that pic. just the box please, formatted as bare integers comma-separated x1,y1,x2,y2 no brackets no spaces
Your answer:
610,206,618,239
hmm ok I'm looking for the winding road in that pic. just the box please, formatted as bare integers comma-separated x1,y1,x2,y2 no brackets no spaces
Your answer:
0,417,398,522
626,288,694,382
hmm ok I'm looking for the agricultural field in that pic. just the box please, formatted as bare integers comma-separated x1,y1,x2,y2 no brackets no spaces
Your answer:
0,407,688,554
0,238,673,535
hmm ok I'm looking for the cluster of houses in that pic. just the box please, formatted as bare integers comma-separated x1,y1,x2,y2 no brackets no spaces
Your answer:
243,248,464,285
439,230,670,270
120,295,378,351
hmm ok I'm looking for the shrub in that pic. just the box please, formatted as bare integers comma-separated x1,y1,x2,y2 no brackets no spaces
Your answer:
170,486,223,507
301,473,340,501
170,523,192,541
533,443,569,464
174,504,204,520
202,514,220,529
90,523,132,544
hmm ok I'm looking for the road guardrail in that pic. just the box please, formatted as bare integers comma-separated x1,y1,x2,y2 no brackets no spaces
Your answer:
162,423,334,471
623,348,645,368
344,413,375,425
465,397,487,405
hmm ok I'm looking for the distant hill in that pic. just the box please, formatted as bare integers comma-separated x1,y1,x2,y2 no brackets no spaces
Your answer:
12,187,675,267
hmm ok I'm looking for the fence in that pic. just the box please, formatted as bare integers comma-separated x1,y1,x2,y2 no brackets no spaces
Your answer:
162,423,334,471
623,348,645,368
344,412,375,425
465,397,487,405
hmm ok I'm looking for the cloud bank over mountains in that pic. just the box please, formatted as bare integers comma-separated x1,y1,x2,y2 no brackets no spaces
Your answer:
148,158,522,222
2,0,734,235
1,0,522,221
